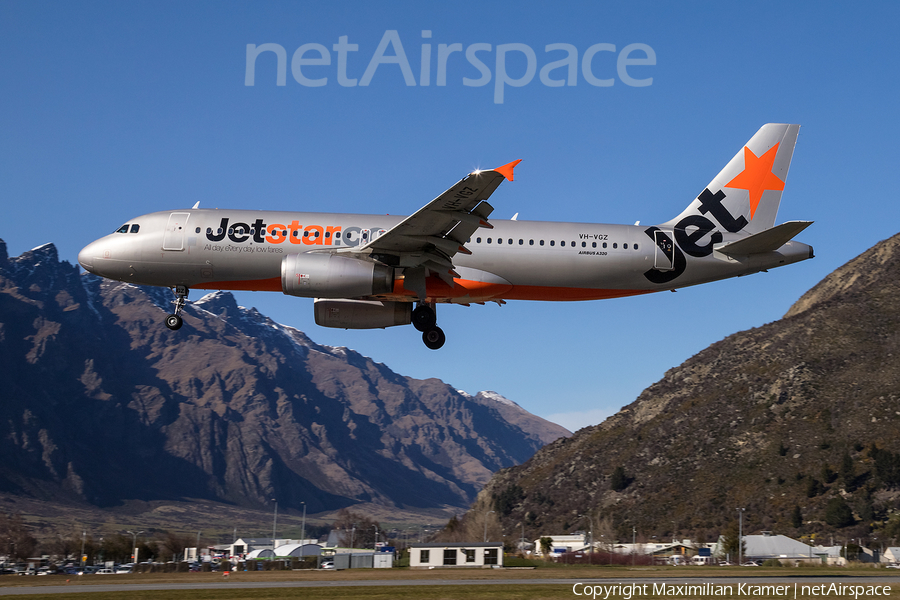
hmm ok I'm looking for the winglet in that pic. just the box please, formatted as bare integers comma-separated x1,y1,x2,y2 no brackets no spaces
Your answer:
492,159,522,182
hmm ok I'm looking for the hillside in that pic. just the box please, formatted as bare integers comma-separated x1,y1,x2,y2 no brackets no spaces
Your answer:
470,234,900,543
0,239,568,515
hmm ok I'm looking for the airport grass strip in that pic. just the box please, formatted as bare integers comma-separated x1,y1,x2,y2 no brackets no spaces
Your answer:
4,583,900,600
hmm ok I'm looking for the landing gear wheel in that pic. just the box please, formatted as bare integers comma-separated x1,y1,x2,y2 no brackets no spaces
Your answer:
422,326,446,350
165,314,183,330
164,285,189,330
412,305,437,332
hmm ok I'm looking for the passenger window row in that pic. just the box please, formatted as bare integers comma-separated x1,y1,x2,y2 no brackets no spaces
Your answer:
472,237,638,250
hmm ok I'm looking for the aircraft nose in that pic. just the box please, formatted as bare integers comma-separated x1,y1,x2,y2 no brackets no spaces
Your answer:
78,243,96,273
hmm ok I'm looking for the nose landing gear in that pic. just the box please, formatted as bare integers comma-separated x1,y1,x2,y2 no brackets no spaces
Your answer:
165,285,189,330
412,303,445,350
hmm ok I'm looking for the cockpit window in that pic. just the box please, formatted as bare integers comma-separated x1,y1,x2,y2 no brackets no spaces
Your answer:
130,224,140,233
116,224,129,233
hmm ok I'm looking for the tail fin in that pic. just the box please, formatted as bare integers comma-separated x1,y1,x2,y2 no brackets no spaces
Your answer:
665,124,800,235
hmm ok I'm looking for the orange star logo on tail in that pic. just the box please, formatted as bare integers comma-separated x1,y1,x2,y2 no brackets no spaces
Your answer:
724,143,784,220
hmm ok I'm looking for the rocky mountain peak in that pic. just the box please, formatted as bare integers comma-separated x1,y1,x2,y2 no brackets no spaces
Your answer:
786,233,900,318
193,290,242,318
475,391,520,408
471,231,900,542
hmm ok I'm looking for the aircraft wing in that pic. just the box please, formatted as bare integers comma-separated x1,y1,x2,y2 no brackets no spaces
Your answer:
352,160,521,288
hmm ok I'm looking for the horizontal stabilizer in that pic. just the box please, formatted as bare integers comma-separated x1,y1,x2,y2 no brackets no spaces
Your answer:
717,221,813,256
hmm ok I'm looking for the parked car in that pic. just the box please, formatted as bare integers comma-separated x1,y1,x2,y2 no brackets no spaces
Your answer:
320,561,335,570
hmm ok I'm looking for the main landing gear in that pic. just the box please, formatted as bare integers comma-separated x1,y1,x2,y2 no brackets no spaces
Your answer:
412,303,445,350
165,285,189,330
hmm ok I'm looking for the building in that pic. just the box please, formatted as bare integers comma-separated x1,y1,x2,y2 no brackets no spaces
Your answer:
883,547,900,564
715,532,826,565
329,552,394,569
745,533,819,563
409,543,503,568
229,538,314,559
274,543,323,558
230,538,272,559
643,540,712,561
533,535,587,557
811,545,845,566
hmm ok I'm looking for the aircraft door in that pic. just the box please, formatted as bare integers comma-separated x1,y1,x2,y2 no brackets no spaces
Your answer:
163,212,190,251
654,230,675,271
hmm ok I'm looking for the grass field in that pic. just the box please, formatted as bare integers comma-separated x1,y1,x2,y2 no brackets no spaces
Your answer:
2,566,899,600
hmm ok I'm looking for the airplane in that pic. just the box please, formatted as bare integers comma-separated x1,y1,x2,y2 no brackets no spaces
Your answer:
78,123,813,350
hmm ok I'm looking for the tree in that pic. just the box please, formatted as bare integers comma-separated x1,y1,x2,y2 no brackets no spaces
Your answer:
539,536,553,558
840,451,857,491
824,497,854,528
332,508,382,549
880,512,900,543
100,533,135,563
806,477,824,497
158,532,194,562
610,466,630,492
790,505,802,529
871,446,900,487
857,488,876,523
445,515,461,534
435,514,469,544
0,513,37,561
719,521,746,562
493,484,524,517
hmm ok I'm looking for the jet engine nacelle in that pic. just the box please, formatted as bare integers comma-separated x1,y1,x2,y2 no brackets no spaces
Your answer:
281,253,394,298
314,299,412,329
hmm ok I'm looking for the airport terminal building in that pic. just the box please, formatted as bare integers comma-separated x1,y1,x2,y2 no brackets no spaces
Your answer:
409,543,503,568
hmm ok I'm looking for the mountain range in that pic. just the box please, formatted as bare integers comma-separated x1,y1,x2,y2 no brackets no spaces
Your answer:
0,239,568,515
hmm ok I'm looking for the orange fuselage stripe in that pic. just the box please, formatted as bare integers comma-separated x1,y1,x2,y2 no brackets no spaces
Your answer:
197,276,652,302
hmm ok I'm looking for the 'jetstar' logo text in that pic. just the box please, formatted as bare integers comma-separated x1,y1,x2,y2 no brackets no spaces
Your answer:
206,217,384,248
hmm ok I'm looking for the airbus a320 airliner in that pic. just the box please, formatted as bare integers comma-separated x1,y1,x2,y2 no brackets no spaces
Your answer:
79,124,813,349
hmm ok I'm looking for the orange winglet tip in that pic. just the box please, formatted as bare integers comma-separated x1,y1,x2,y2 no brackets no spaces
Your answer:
492,159,522,182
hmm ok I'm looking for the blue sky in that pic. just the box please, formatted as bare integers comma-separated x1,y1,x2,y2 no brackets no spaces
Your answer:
2,1,898,432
